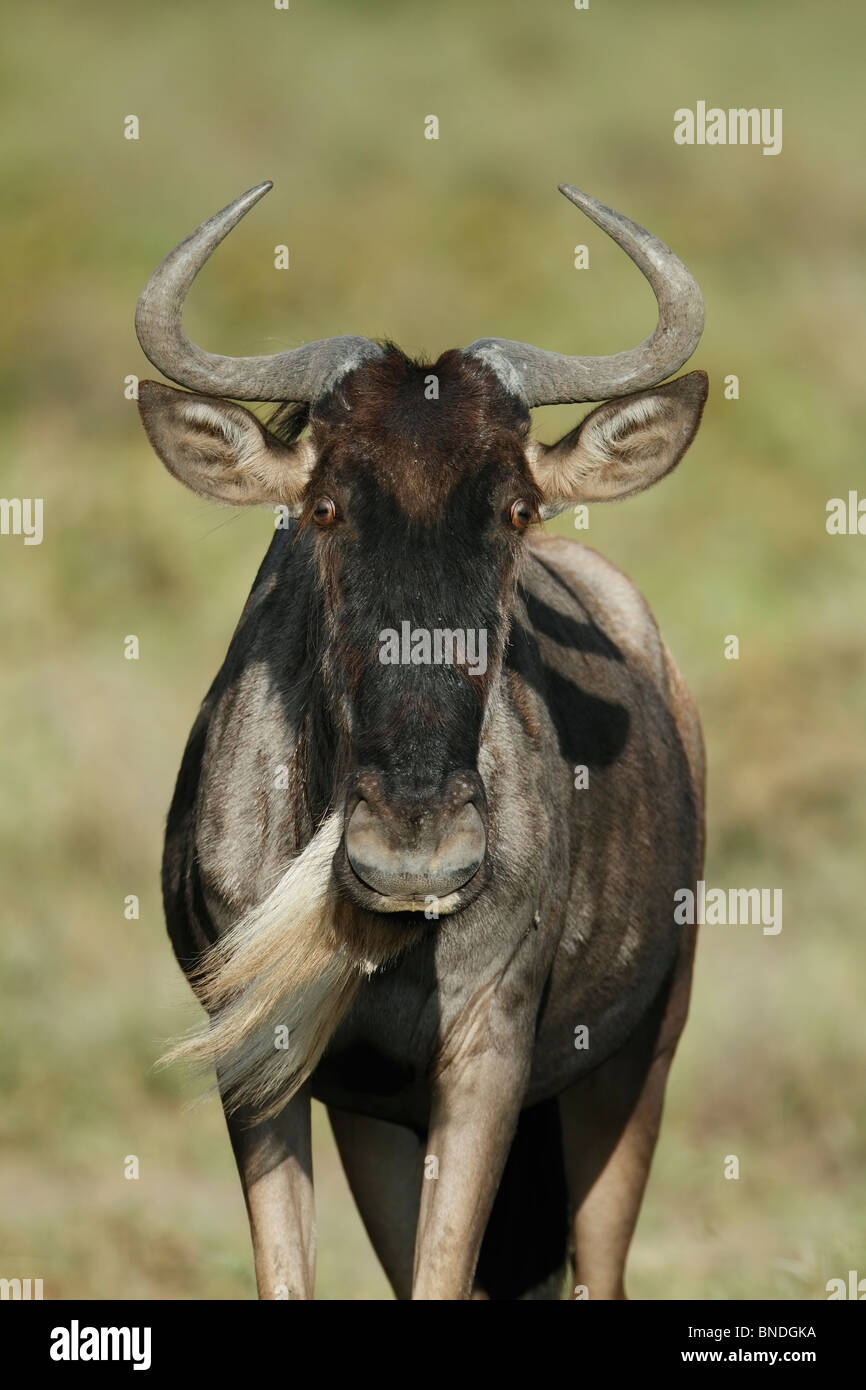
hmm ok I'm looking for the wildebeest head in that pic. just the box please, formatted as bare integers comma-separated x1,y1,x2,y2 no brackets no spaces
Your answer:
136,181,707,919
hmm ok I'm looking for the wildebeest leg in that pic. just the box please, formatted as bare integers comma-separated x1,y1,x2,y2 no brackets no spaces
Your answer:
559,929,697,1300
328,1107,423,1299
412,1046,531,1300
224,1086,315,1300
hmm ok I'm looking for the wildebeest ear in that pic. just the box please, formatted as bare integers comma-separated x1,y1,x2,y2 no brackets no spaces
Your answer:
137,381,315,506
528,371,707,509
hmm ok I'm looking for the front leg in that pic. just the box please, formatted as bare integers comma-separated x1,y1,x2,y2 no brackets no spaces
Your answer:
224,1085,315,1300
412,1028,532,1300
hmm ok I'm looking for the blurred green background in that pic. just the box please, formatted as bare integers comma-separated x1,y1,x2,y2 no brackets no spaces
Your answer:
1,0,864,1299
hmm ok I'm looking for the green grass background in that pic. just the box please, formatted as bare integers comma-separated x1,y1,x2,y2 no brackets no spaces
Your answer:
1,0,864,1298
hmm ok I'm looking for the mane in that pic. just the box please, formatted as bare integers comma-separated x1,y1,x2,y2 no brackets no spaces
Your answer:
160,811,416,1121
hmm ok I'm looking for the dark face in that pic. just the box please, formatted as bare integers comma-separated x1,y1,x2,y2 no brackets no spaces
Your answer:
301,347,541,917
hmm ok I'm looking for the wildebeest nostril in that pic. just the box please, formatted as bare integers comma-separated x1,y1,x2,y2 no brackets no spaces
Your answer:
345,798,486,900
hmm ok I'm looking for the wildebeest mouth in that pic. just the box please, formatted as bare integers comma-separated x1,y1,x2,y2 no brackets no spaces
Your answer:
333,834,489,918
333,770,490,918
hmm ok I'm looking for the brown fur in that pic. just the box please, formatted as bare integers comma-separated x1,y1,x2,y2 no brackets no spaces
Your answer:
303,347,541,524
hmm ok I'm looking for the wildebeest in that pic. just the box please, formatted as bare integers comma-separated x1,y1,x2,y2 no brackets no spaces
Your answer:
135,180,707,1300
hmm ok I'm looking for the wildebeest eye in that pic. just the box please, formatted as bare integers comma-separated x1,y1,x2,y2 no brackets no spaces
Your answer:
509,499,534,529
312,497,337,526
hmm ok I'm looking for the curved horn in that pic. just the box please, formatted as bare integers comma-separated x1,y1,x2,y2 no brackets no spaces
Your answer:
135,182,382,402
464,184,704,406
